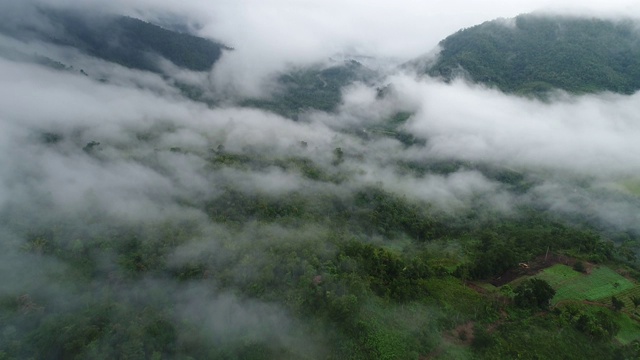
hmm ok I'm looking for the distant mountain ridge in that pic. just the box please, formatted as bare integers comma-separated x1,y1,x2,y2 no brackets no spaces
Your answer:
0,7,380,116
242,60,379,118
0,8,230,74
424,14,640,95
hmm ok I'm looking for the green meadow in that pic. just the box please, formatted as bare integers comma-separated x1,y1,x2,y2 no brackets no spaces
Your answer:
537,265,635,304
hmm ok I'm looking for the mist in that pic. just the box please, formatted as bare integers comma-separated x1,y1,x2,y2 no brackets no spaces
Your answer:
8,0,640,97
2,0,640,358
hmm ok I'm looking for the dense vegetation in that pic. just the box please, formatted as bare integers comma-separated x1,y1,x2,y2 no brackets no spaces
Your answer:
427,14,640,95
2,138,640,359
242,60,377,118
2,8,230,74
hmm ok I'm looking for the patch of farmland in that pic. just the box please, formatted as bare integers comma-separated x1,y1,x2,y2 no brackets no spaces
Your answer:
544,266,635,304
613,311,640,344
600,285,640,310
536,264,582,288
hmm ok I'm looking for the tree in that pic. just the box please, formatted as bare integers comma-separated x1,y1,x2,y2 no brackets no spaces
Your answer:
332,147,344,165
612,296,625,311
575,311,620,340
631,295,640,309
428,15,640,96
514,278,556,309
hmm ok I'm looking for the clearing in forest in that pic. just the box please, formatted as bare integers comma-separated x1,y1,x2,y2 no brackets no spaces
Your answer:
537,265,635,304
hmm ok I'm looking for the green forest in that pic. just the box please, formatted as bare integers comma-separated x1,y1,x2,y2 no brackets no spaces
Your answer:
428,14,640,96
3,124,640,359
242,60,378,118
29,9,229,73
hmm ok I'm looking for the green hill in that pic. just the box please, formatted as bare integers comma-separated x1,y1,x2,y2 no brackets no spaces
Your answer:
1,8,229,73
427,14,640,95
243,60,378,118
53,12,229,73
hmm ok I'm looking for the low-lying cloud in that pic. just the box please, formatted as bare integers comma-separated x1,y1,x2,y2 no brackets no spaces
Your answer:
395,76,640,178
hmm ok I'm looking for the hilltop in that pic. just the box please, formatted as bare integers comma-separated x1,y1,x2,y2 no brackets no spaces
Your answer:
0,7,230,74
424,14,640,95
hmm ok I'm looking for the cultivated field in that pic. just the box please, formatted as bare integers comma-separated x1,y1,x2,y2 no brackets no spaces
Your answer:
605,286,640,311
535,264,582,288
537,265,635,304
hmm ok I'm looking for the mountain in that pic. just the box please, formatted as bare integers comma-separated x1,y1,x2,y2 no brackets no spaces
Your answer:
425,14,640,95
0,7,378,114
242,59,379,118
0,8,229,74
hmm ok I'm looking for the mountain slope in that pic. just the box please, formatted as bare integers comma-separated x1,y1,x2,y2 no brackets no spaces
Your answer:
243,60,378,118
0,8,229,74
426,14,640,95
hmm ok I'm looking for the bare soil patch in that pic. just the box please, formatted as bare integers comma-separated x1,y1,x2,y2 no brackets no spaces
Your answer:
443,321,476,346
491,253,579,286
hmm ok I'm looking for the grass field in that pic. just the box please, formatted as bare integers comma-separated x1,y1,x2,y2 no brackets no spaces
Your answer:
536,264,582,288
536,265,635,304
613,311,640,344
534,265,640,343
564,304,640,344
602,286,640,311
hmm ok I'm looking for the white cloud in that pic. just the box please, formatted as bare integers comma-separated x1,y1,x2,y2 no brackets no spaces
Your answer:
6,0,640,96
393,76,640,178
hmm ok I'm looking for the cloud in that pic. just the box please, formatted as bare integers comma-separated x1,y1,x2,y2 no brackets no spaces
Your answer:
1,2,639,228
196,0,640,95
5,0,640,97
394,76,640,178
175,284,324,357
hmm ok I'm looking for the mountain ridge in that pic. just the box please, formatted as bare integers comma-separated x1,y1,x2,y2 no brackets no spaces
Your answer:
0,7,230,74
423,14,640,95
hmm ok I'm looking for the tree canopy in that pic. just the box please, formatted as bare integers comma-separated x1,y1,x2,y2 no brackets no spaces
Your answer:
34,9,229,73
427,14,640,95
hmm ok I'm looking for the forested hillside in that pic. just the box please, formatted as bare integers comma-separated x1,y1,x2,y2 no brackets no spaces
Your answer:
0,8,229,74
3,127,640,359
427,14,640,95
242,60,378,118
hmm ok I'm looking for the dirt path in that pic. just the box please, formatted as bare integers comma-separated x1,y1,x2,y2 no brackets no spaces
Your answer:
316,74,327,87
